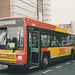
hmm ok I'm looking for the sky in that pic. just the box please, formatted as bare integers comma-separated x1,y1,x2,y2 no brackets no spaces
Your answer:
51,0,75,25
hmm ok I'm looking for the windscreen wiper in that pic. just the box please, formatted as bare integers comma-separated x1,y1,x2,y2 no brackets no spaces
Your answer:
0,33,7,44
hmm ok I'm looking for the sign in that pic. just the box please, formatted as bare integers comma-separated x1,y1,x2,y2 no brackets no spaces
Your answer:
0,19,23,26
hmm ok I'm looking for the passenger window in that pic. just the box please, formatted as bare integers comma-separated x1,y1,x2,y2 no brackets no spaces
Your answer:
60,35,71,46
71,35,75,46
41,34,50,47
32,32,38,48
51,36,56,46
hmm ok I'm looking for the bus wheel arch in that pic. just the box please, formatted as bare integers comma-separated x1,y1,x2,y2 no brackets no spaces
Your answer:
41,51,51,68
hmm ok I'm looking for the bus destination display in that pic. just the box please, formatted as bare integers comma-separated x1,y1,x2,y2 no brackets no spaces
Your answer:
0,19,23,26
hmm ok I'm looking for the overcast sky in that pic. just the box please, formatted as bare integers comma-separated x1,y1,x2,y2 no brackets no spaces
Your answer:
51,0,75,25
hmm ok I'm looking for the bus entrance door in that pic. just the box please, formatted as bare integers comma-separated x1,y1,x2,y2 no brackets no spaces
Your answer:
29,31,40,67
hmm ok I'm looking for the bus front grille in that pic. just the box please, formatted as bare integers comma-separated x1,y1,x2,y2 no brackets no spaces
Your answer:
0,54,16,63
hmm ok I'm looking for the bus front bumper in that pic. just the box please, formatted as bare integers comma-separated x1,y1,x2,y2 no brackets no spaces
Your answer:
0,62,28,69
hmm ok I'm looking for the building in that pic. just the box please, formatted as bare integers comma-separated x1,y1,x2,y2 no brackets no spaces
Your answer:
0,0,51,24
58,24,71,30
43,0,51,24
0,0,10,18
71,21,75,32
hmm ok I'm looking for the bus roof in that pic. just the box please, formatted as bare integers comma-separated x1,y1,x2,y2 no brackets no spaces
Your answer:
0,17,74,35
25,17,74,35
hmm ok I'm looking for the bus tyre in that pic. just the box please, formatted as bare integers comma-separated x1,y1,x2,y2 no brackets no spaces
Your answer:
71,53,74,60
42,56,49,68
71,49,74,60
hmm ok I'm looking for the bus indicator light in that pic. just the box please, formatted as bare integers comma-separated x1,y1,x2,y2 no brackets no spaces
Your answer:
17,56,22,60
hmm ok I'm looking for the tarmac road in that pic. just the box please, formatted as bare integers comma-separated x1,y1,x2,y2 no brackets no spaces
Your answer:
0,59,75,75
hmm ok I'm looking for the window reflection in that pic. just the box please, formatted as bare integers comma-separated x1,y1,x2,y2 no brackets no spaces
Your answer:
0,27,24,50
7,27,24,50
41,31,75,47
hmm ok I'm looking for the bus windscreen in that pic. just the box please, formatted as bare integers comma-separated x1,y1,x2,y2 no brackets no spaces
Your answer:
0,27,24,50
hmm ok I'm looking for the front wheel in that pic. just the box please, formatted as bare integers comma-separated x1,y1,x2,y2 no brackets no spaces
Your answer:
42,56,49,68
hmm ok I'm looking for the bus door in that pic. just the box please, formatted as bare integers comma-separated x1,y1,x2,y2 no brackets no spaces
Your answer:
29,30,40,66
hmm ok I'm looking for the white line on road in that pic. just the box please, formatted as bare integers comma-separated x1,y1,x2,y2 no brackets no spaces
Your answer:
56,65,62,69
72,60,75,62
43,70,53,74
74,63,75,65
65,62,70,65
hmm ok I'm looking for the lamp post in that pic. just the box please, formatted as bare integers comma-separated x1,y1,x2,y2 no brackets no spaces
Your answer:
37,0,43,21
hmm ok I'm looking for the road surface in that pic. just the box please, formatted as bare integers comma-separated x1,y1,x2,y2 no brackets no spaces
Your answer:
0,59,75,75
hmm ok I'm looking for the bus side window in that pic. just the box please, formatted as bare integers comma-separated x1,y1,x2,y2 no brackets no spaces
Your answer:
51,36,56,47
71,35,75,46
41,34,50,47
32,32,38,48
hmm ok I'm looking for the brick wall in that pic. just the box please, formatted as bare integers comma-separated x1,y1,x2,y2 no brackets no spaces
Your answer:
0,0,10,18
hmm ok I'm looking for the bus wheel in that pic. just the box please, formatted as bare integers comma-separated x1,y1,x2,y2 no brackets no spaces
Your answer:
42,56,49,68
71,53,74,60
71,49,74,60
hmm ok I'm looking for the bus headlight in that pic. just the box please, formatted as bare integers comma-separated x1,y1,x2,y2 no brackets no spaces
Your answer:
17,56,22,60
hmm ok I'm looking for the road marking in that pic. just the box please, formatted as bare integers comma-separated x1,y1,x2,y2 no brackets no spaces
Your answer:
29,66,39,69
43,70,52,74
56,65,62,69
74,63,75,65
72,60,75,62
65,62,70,65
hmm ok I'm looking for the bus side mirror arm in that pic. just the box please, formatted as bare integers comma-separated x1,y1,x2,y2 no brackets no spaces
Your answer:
13,47,16,53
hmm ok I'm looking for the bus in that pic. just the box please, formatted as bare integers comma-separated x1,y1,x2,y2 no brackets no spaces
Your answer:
0,17,75,69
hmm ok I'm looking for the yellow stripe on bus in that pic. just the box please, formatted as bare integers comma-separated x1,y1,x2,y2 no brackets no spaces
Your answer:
55,26,73,34
47,46,73,58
